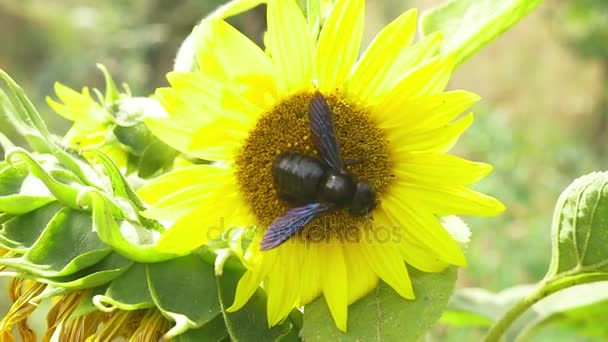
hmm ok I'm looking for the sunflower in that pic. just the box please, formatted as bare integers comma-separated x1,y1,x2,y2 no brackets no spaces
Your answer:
139,0,505,331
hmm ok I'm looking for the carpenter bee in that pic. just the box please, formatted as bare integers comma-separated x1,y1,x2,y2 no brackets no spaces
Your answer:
261,91,376,250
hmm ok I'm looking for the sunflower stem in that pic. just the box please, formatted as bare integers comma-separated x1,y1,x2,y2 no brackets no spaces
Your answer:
483,272,608,342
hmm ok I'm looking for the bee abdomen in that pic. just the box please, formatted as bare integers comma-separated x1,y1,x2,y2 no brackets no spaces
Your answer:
272,151,326,204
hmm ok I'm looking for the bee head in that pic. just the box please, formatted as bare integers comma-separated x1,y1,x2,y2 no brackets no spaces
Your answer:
349,179,376,216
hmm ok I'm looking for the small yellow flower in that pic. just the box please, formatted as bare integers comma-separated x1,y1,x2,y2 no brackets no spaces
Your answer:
139,0,504,331
46,83,128,168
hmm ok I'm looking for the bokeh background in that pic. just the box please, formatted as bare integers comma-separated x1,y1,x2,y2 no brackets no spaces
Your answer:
0,0,606,340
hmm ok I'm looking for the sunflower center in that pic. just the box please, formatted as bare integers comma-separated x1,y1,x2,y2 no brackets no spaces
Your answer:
235,90,393,241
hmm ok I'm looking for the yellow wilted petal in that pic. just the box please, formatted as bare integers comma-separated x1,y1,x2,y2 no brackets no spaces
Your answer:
343,242,378,304
315,0,365,92
382,196,467,266
393,152,493,186
346,9,417,104
321,238,348,332
267,0,314,94
360,235,414,299
397,182,506,217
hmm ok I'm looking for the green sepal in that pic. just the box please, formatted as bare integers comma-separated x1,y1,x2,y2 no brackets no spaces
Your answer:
420,0,543,66
86,190,178,263
0,69,99,187
68,286,110,321
147,254,222,338
0,160,55,214
40,252,133,290
83,147,163,232
92,263,154,311
6,148,85,211
302,267,457,341
0,208,111,277
0,202,63,252
96,64,121,105
173,314,228,342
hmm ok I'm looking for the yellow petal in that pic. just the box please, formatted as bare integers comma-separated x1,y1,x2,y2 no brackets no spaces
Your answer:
321,238,348,332
377,32,445,93
49,83,100,121
395,182,506,217
300,242,322,305
228,245,278,312
266,242,302,326
315,0,365,92
343,242,378,304
375,91,480,132
376,54,455,109
392,152,493,186
194,19,274,81
187,119,248,161
360,234,414,299
267,0,314,94
389,113,475,153
138,164,233,206
382,196,467,266
346,9,417,104
374,210,448,273
155,194,249,255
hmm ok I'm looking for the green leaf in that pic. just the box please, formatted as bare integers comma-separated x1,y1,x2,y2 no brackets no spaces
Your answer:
420,0,543,66
92,263,154,311
216,258,295,341
441,285,534,328
0,208,111,277
301,267,457,341
146,254,222,338
547,172,608,277
0,202,63,251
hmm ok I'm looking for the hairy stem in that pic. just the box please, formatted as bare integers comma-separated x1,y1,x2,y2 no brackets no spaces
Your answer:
483,272,608,342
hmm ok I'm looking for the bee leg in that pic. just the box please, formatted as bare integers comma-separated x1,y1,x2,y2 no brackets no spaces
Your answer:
344,158,363,166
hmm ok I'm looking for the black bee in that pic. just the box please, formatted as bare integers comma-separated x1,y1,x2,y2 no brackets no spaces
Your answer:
261,92,376,250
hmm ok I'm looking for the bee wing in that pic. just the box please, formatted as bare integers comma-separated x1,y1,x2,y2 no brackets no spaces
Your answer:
309,91,344,171
260,203,331,251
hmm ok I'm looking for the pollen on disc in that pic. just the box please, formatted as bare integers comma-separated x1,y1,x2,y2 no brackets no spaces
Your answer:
234,90,393,242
